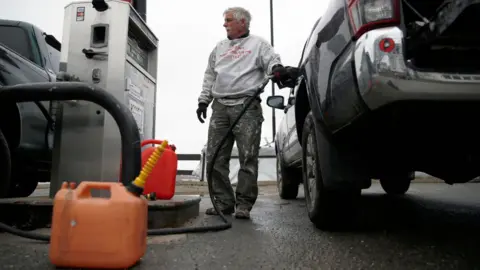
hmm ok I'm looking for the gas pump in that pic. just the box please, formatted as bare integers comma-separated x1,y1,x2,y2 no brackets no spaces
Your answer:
49,0,158,196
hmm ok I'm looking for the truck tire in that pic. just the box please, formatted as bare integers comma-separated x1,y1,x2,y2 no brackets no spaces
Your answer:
0,129,12,198
276,152,300,200
379,177,411,195
8,177,39,198
301,112,360,231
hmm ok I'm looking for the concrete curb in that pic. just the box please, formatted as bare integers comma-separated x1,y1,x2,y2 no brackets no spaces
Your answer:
176,178,447,186
148,195,201,229
375,178,445,184
0,195,202,231
176,180,279,186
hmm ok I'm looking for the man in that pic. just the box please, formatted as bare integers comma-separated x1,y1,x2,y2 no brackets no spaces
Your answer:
196,7,295,219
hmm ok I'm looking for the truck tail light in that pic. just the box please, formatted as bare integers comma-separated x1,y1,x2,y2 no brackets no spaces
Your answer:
347,0,400,39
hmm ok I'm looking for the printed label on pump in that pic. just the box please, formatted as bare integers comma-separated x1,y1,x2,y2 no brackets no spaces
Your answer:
125,78,143,101
76,7,85,21
128,99,144,135
125,61,155,138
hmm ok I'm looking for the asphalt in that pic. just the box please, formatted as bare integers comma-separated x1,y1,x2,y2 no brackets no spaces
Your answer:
2,182,480,269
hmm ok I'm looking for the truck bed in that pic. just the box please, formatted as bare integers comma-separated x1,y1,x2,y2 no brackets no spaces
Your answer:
403,0,480,72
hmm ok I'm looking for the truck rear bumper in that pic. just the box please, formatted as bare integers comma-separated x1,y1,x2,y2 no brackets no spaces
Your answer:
353,26,480,111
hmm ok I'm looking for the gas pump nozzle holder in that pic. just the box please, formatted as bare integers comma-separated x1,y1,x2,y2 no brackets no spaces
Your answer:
92,0,147,21
92,0,109,12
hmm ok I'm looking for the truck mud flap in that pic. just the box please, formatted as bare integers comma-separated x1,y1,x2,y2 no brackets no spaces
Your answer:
406,0,480,52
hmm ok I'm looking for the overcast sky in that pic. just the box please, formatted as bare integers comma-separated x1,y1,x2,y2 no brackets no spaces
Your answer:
1,0,327,169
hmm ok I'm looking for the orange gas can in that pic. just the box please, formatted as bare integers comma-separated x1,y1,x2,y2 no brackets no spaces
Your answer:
141,139,178,200
49,181,148,269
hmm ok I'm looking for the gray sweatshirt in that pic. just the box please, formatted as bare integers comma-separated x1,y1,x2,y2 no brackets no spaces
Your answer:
198,34,282,106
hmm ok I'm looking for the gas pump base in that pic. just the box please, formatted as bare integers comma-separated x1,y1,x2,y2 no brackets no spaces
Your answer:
0,195,201,231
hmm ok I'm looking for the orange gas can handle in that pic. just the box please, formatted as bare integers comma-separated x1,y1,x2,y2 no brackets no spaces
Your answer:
75,181,118,199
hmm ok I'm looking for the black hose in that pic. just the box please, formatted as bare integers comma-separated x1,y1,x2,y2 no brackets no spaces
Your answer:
0,76,273,241
0,222,50,242
34,101,55,128
33,101,55,150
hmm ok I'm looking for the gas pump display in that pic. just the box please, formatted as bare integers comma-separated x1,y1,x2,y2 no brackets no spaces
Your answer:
127,36,148,70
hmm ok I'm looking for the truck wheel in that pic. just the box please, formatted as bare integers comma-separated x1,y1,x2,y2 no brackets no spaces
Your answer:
0,129,12,198
301,112,360,231
276,152,300,200
8,171,39,198
379,177,411,195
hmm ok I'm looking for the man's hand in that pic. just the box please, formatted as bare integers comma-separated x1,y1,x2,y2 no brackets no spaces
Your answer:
271,65,287,82
196,103,208,123
272,65,300,89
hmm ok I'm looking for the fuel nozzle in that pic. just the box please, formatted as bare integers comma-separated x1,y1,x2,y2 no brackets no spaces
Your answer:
92,0,109,12
126,140,169,197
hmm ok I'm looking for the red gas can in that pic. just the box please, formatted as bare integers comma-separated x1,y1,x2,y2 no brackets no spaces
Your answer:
141,139,177,200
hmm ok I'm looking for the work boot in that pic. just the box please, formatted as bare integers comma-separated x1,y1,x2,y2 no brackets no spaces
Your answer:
234,208,250,219
205,206,234,216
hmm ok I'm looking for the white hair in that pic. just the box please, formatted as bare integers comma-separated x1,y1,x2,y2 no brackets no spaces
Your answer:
224,7,252,29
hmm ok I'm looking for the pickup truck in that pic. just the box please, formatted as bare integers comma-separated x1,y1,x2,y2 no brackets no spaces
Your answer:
267,0,480,230
0,19,61,198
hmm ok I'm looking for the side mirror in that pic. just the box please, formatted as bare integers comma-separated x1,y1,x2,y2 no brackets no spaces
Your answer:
266,96,286,110
44,33,62,51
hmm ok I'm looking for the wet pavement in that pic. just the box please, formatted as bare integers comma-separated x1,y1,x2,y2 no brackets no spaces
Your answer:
2,182,480,269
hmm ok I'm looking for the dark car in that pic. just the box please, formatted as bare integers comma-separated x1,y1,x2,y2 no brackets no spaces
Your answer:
267,0,480,230
0,19,61,198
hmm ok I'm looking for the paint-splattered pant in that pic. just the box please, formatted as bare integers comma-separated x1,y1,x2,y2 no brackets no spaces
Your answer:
206,98,264,211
